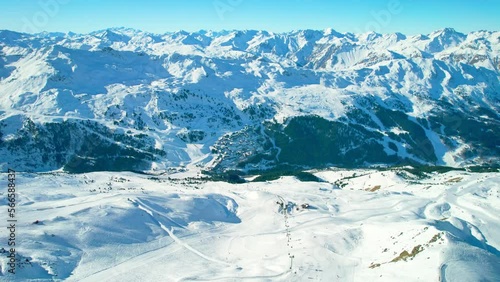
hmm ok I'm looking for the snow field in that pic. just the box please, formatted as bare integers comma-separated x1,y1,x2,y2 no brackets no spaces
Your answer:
0,169,498,281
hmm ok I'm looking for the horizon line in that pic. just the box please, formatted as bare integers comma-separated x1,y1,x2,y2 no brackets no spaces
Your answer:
2,26,499,37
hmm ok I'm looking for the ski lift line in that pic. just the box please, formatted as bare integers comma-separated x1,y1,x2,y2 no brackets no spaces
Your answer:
277,195,298,272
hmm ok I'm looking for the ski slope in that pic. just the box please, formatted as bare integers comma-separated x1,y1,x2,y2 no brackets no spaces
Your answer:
0,169,499,281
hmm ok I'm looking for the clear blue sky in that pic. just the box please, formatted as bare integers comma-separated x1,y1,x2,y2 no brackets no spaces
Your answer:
1,0,499,34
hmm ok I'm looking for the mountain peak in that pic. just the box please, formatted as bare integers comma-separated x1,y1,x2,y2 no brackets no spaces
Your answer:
430,27,465,38
323,28,343,37
358,31,381,41
426,27,466,52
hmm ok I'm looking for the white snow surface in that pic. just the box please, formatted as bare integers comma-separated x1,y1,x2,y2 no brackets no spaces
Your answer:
0,169,498,281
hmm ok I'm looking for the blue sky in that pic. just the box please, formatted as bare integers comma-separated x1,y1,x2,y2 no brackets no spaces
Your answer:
1,0,499,34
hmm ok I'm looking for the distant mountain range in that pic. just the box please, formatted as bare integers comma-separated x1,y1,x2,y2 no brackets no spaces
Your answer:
0,28,499,173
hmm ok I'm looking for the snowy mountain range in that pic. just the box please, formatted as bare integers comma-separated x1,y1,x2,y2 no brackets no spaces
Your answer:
0,28,499,281
0,27,499,173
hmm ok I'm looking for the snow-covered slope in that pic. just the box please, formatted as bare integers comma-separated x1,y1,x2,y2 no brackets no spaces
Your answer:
0,169,499,281
0,28,499,172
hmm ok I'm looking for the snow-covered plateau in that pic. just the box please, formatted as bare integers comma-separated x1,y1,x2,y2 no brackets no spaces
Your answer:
0,169,499,281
